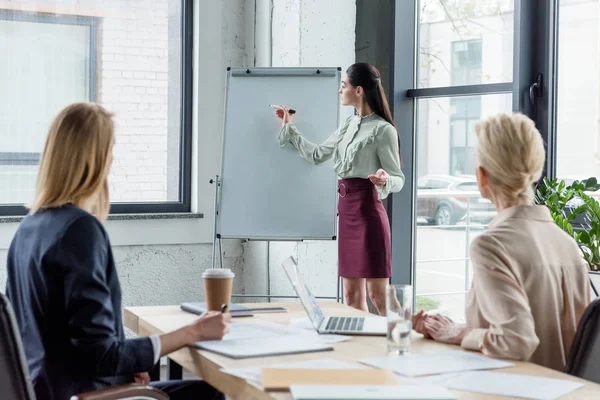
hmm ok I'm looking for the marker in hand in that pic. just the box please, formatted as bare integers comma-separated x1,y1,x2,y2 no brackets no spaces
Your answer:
270,104,296,114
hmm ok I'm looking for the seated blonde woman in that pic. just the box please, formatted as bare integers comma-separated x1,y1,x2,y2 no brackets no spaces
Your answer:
413,113,591,371
5,103,229,400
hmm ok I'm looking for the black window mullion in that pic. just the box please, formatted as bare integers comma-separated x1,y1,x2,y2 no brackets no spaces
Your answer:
513,0,559,179
407,82,513,99
389,0,418,287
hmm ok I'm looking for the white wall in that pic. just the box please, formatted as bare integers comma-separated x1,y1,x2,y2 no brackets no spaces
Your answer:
242,0,356,301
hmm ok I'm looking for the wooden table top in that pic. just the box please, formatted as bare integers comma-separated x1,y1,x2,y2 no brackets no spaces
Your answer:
124,301,600,400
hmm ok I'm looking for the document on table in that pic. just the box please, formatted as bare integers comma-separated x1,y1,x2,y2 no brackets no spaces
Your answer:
193,321,333,359
290,317,316,330
440,371,584,400
222,358,366,383
219,320,302,341
359,350,514,377
290,384,457,400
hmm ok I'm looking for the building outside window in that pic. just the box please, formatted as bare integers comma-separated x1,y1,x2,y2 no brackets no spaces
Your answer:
449,39,482,178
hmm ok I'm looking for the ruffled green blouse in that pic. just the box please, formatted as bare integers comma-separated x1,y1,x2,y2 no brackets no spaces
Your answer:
278,113,405,199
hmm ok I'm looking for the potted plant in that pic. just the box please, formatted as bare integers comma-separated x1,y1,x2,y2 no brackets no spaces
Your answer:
534,177,600,273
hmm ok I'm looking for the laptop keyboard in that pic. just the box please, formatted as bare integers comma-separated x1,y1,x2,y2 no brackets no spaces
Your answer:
325,316,365,332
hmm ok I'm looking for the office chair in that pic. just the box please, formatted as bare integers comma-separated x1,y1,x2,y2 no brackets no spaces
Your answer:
0,293,168,400
564,297,600,383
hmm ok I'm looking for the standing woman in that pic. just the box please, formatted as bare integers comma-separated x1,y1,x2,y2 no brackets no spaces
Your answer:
275,63,404,315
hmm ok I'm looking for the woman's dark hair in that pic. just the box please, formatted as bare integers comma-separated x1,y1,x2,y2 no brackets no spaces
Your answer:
346,62,402,162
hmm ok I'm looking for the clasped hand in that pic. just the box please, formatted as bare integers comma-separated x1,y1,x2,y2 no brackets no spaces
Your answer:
412,310,467,345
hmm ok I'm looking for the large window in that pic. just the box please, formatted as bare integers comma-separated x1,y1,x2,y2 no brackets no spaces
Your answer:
392,0,581,320
556,0,600,184
392,0,515,321
0,1,192,215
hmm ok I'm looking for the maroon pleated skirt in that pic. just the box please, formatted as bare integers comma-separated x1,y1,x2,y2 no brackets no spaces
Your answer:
337,178,391,279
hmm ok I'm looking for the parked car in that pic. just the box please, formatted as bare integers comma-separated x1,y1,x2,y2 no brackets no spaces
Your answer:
417,175,496,226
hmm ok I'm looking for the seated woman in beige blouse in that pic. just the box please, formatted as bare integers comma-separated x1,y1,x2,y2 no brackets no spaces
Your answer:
413,113,591,371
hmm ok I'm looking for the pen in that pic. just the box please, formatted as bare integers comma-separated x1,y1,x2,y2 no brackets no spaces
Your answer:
220,303,228,313
269,104,296,114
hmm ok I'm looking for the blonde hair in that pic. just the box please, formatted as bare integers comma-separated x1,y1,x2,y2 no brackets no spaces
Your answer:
29,103,115,222
475,113,545,202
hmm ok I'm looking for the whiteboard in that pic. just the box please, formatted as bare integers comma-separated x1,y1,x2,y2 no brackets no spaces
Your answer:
218,67,341,240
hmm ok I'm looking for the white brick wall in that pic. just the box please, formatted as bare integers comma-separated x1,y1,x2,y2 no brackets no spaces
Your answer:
99,0,172,202
2,0,179,203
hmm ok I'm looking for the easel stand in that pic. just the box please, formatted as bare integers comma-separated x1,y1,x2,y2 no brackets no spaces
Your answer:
209,175,342,303
209,175,224,270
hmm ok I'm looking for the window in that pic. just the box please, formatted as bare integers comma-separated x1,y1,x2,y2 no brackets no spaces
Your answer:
451,40,482,85
556,0,600,183
0,1,192,215
0,11,95,206
418,1,513,88
392,0,579,320
449,97,481,176
391,0,516,321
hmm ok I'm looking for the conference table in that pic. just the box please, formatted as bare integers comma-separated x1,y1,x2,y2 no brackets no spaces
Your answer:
124,301,600,399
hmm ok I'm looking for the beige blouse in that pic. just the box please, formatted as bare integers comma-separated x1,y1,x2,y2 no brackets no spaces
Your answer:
279,113,404,199
462,205,591,371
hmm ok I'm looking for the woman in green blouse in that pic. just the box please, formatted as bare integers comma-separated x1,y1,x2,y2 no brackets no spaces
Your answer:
275,63,405,315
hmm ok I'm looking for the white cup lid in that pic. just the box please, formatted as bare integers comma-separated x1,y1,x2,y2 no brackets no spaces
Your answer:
202,268,235,278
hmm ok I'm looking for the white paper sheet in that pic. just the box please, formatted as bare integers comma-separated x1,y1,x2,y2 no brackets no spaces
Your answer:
290,317,316,330
221,358,365,383
220,320,306,341
195,334,333,359
290,384,457,400
359,350,514,377
194,321,333,359
441,371,584,400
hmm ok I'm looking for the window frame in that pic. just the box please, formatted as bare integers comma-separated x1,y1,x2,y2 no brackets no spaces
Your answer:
389,0,556,287
0,0,193,216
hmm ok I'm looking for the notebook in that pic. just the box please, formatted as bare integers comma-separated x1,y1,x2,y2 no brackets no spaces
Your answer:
193,321,333,359
181,302,288,317
181,302,254,317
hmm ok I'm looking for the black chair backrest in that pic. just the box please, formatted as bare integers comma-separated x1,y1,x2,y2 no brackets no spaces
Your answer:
565,297,600,383
0,293,36,400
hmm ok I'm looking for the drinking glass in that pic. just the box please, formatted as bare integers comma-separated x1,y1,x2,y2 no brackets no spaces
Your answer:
386,284,413,355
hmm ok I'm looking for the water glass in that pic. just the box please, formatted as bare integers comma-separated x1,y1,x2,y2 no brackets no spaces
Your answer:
386,284,413,355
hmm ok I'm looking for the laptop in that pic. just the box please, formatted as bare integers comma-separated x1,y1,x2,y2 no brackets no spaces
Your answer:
282,256,386,336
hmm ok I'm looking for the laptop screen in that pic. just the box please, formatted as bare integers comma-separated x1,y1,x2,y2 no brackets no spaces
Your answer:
281,256,325,329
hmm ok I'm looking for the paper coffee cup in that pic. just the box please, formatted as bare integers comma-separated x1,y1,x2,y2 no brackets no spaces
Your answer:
202,268,235,312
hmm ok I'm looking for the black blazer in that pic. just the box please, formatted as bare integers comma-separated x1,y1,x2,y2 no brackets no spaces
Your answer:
5,205,155,400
